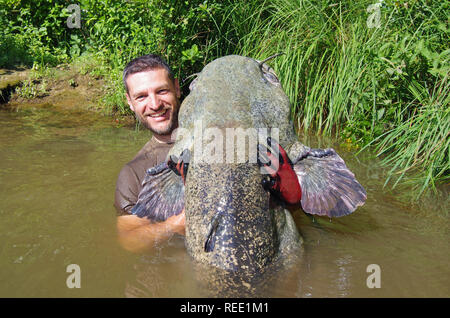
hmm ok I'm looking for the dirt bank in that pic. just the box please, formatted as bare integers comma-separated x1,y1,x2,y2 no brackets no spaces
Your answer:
0,68,30,103
0,64,135,127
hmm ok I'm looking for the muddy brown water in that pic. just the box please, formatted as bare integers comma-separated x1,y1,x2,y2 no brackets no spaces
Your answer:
0,105,448,297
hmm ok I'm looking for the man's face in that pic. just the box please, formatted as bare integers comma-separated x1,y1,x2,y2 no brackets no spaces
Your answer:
126,68,181,136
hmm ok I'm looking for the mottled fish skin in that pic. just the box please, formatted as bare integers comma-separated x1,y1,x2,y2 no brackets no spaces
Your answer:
185,163,279,273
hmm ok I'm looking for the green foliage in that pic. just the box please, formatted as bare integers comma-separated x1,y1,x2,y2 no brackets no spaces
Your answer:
364,76,449,195
1,0,448,197
0,34,33,67
0,0,72,66
0,0,261,107
0,0,226,81
15,78,48,99
78,0,229,113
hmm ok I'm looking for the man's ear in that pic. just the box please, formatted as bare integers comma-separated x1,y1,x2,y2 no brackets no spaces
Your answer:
174,78,181,99
126,93,135,112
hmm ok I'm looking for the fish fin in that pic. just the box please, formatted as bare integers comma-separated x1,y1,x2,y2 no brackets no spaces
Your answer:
292,147,366,217
204,213,222,253
204,229,217,253
131,162,185,222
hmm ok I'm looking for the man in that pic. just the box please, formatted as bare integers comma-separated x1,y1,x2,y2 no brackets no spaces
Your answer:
114,54,185,253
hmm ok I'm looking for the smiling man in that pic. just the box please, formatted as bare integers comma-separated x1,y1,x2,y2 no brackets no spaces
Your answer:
114,54,185,252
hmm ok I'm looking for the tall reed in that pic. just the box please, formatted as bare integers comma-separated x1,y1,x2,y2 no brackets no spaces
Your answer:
223,0,449,198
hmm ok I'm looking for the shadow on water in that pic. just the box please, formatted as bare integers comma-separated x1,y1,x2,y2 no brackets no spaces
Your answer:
0,105,448,297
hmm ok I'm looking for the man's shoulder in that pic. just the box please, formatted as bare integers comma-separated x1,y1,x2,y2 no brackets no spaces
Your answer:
119,136,174,185
114,137,173,215
127,136,173,170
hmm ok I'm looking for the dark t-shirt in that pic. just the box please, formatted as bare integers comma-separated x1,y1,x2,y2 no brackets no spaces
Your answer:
114,136,173,215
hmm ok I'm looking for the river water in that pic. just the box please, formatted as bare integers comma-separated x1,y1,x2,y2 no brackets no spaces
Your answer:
0,105,448,297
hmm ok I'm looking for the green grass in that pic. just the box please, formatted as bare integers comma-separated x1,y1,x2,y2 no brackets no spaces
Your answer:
221,0,449,199
366,76,449,195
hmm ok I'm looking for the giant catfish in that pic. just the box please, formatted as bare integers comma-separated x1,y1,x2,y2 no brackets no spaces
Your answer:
131,55,366,292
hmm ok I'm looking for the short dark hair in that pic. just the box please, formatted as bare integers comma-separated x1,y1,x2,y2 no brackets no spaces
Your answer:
123,54,175,93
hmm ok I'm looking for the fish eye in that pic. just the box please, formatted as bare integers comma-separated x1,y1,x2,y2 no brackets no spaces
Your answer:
258,62,280,85
261,68,280,86
263,70,280,85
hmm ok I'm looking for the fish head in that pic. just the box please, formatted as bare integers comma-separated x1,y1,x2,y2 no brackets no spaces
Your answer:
168,55,296,159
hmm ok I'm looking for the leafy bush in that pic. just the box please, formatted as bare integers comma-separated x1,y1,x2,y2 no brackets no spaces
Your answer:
0,0,72,66
0,34,32,67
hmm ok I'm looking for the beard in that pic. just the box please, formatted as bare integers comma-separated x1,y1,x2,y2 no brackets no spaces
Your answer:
138,104,179,136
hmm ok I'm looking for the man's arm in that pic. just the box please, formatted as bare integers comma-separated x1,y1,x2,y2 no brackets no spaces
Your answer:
114,163,185,253
117,210,185,253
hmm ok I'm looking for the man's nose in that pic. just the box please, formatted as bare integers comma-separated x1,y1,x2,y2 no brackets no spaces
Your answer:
146,93,162,110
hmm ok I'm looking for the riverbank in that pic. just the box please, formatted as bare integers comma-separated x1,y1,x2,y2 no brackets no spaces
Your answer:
0,67,29,103
0,62,135,128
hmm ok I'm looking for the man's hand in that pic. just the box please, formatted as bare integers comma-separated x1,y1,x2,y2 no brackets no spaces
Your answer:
117,209,185,253
165,210,185,236
258,138,302,205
